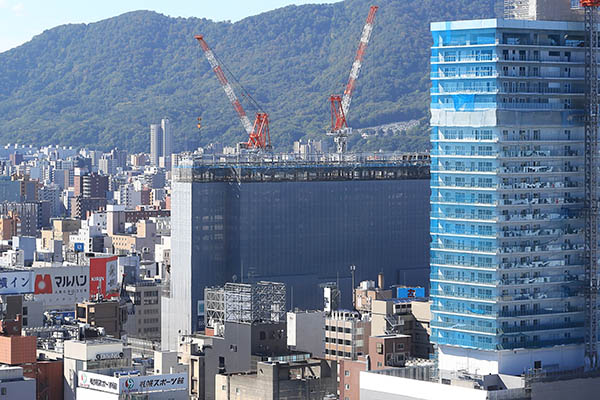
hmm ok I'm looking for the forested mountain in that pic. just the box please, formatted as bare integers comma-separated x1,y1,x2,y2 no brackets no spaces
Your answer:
0,0,500,152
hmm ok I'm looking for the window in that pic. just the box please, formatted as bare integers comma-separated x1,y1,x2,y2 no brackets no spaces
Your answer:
22,306,27,316
344,370,350,376
396,343,404,351
0,387,5,395
376,343,383,354
259,331,266,340
345,384,350,390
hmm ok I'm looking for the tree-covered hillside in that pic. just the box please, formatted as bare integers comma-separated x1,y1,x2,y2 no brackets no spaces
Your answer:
0,0,500,153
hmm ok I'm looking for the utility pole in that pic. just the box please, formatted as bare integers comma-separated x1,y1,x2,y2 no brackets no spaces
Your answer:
350,265,356,310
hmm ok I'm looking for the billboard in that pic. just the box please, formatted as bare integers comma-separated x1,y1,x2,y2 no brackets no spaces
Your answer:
90,256,119,298
78,371,187,395
0,271,34,295
78,371,119,394
396,287,425,299
33,266,90,306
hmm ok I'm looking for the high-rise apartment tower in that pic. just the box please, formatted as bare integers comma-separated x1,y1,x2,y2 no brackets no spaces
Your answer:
430,17,594,375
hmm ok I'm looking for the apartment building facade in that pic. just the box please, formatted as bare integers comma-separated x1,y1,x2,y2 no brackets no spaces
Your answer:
430,18,589,375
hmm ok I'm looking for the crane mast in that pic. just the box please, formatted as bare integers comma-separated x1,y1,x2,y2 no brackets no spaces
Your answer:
195,35,271,150
581,0,600,371
328,5,379,153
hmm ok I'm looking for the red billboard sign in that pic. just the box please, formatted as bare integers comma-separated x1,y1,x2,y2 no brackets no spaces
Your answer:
89,256,119,298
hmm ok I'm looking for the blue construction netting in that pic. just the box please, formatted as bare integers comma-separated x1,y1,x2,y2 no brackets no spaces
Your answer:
453,94,475,111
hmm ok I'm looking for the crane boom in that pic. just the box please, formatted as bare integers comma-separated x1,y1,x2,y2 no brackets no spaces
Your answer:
341,5,378,117
328,6,378,153
195,35,253,135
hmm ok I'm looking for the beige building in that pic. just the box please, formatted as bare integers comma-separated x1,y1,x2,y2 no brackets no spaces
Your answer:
110,219,159,260
371,298,433,359
40,218,80,250
76,299,127,339
325,310,370,361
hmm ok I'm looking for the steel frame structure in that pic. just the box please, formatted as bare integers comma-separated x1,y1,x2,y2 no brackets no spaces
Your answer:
582,0,600,371
204,282,286,334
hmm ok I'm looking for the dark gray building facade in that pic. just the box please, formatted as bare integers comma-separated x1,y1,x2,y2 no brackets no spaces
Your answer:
162,159,430,350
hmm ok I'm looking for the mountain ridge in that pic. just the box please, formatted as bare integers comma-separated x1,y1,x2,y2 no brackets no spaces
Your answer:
0,0,500,153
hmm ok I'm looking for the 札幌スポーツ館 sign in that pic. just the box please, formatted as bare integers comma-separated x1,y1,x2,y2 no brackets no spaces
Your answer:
78,371,188,394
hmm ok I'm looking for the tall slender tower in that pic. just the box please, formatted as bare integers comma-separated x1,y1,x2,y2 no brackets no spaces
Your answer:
150,123,162,166
161,118,171,168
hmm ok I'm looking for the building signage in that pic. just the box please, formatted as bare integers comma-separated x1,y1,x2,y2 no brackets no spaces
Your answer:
90,256,119,298
120,373,187,394
396,287,425,299
33,266,90,306
0,270,34,295
74,242,85,252
78,371,119,394
95,351,124,360
78,371,187,395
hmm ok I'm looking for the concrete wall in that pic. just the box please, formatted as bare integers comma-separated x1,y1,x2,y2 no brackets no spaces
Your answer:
359,371,488,400
287,311,325,358
530,376,600,400
438,344,585,375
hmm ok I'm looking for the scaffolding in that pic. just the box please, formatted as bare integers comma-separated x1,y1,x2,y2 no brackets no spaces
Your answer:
582,0,600,371
204,282,286,334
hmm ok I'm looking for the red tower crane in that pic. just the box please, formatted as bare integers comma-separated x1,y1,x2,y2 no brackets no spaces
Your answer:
195,35,272,150
327,6,379,153
580,0,600,371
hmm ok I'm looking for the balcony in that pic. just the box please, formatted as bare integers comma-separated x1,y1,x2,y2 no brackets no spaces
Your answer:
498,243,583,254
430,226,497,236
500,213,580,223
430,212,497,222
431,335,498,351
499,166,581,174
431,243,495,254
499,291,581,302
430,258,496,270
499,181,580,190
431,72,499,79
501,321,584,334
498,337,584,350
498,307,584,318
499,260,573,270
431,304,498,318
499,197,583,206
430,289,495,301
431,275,497,285
431,320,497,334
431,54,497,63
499,274,582,286
431,166,497,173
497,102,580,110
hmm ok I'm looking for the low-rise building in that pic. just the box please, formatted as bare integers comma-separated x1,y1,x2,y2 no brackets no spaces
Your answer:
215,359,337,400
0,366,36,399
287,310,325,358
325,310,370,361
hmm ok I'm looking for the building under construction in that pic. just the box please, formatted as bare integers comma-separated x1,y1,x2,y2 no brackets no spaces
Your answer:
204,281,286,336
161,153,430,350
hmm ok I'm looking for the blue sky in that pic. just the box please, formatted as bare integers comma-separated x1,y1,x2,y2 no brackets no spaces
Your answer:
0,0,339,52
